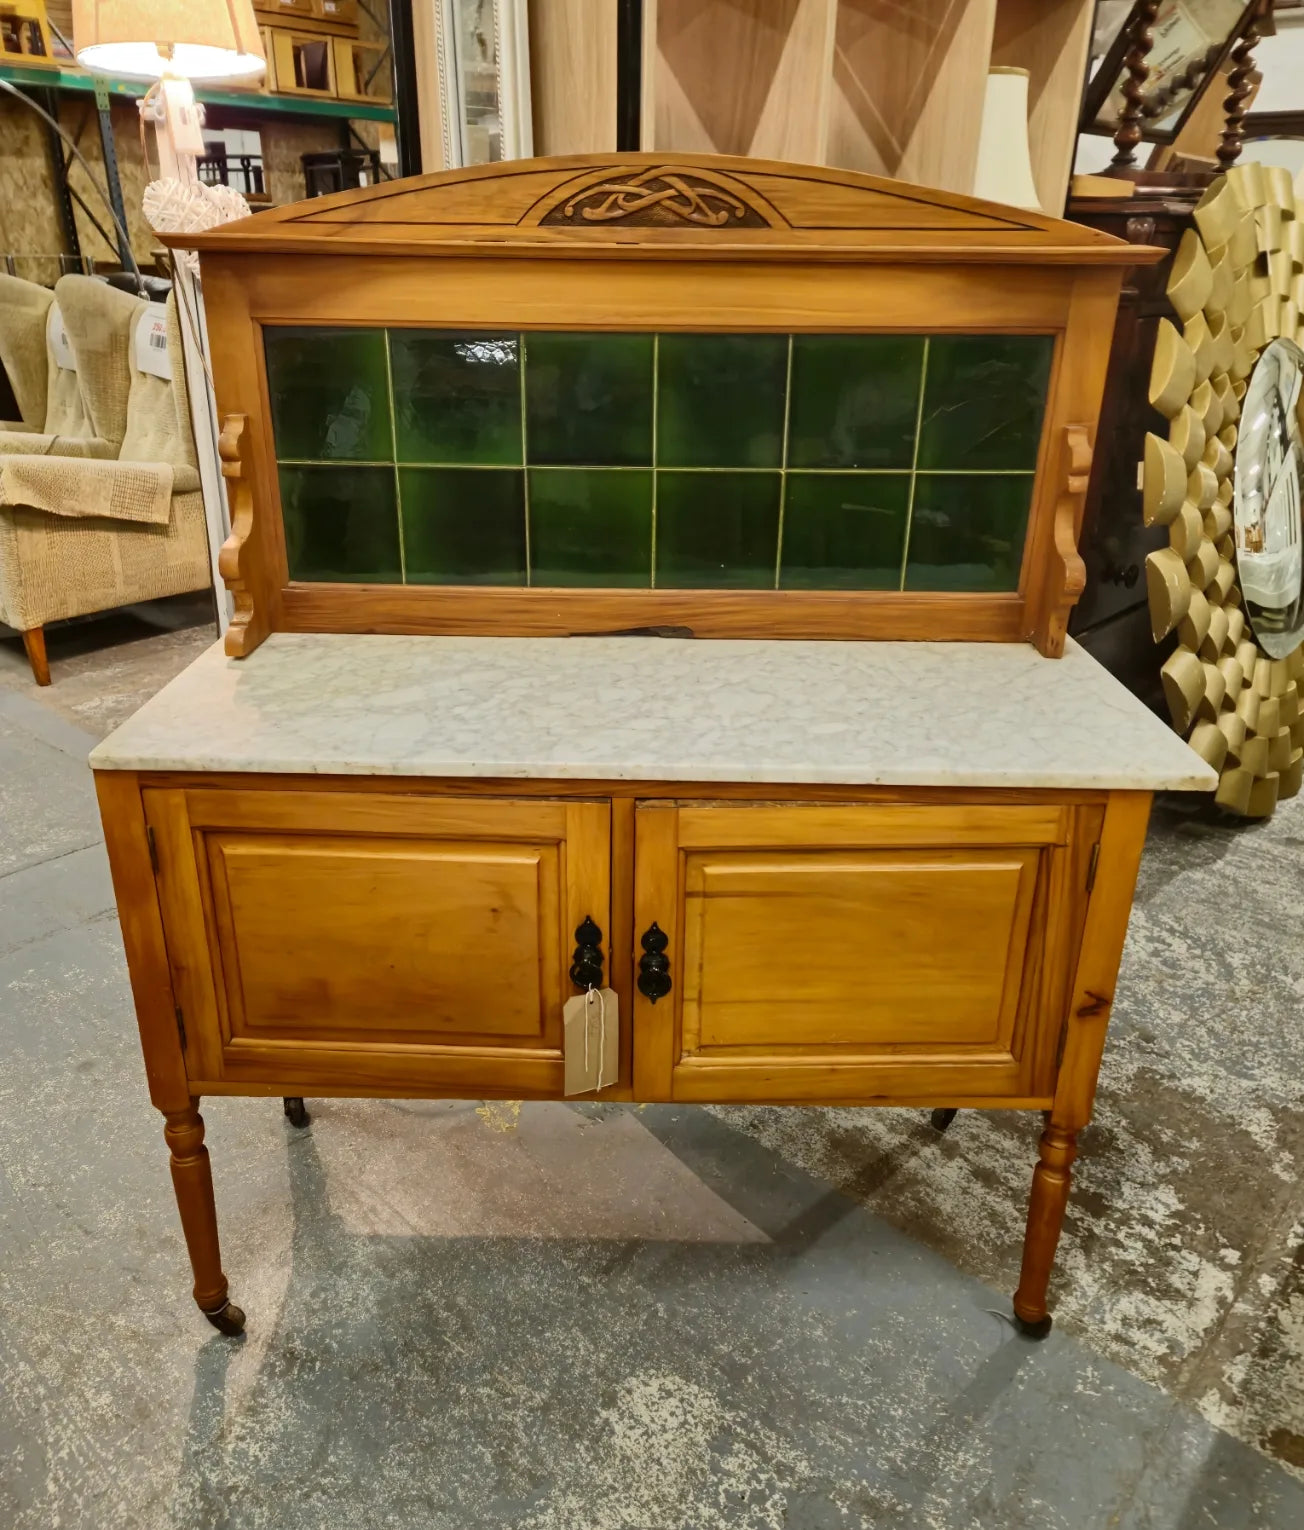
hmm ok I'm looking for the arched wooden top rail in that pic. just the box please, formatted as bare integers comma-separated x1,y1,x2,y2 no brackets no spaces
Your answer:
162,153,1163,267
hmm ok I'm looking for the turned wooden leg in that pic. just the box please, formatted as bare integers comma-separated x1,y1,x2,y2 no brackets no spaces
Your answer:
163,1105,245,1335
1012,1122,1078,1338
21,626,50,687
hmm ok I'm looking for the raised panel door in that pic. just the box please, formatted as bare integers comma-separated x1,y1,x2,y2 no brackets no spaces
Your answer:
633,800,1096,1104
145,786,610,1096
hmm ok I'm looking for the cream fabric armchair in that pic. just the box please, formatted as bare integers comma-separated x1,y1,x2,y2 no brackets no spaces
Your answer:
0,274,143,458
0,293,212,685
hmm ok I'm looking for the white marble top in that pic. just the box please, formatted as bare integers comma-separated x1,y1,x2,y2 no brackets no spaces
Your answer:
89,633,1216,790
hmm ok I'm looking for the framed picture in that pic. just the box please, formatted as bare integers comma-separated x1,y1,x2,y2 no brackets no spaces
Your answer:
418,0,533,169
1080,0,1262,145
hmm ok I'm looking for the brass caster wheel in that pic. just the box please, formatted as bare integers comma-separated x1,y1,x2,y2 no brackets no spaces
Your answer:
283,1097,310,1129
1013,1310,1053,1340
930,1107,958,1133
203,1299,246,1336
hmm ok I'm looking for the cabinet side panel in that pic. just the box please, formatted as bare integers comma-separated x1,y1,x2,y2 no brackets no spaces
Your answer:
94,772,190,1111
1052,790,1152,1130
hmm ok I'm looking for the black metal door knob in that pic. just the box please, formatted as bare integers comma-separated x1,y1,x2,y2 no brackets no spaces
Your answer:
570,915,604,990
637,922,671,1003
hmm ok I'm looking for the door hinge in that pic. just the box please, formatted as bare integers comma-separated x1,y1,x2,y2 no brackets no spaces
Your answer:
1086,841,1101,894
175,1005,187,1052
146,824,159,874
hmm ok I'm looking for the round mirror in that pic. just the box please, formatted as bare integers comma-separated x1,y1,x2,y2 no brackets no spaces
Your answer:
1233,337,1304,660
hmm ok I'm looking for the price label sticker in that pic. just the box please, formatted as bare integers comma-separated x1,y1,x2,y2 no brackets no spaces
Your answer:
134,302,171,380
48,304,75,370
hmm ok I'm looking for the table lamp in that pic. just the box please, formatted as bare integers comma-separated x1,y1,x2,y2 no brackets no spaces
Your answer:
71,0,267,634
72,0,265,180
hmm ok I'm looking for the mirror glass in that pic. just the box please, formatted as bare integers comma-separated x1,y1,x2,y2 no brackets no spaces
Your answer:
1234,338,1304,660
1091,0,1245,135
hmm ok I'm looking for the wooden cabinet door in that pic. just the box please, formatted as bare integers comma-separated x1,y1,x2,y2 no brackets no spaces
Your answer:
144,786,609,1096
632,801,1098,1106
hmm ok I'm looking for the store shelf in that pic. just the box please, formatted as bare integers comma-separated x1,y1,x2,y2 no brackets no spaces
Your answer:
0,60,396,122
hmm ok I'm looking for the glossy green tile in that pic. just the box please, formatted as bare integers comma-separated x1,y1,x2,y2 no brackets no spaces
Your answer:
903,474,1033,592
279,465,401,583
400,468,526,585
265,327,391,462
655,471,781,588
657,334,787,468
529,469,652,586
787,335,925,470
390,331,521,465
916,336,1052,471
525,333,653,466
779,473,910,589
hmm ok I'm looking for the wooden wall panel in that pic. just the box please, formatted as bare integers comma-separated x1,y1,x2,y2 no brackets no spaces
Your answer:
643,0,837,163
991,0,1095,214
826,0,998,194
529,0,617,154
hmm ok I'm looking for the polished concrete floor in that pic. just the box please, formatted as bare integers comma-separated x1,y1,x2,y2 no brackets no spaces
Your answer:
2,607,1304,1528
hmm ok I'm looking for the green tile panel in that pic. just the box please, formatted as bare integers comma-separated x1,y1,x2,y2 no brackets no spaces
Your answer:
265,326,1052,591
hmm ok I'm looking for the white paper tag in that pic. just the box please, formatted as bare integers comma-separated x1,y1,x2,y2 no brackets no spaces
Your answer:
48,304,75,371
563,988,618,1096
134,302,171,380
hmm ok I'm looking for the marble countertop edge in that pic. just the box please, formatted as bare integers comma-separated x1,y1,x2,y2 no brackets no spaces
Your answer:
86,633,1220,793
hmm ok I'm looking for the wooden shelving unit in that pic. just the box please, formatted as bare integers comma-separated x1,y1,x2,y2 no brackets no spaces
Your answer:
0,57,396,121
637,0,1094,214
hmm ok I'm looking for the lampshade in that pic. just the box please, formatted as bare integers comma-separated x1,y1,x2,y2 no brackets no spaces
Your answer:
971,68,1042,213
73,0,265,83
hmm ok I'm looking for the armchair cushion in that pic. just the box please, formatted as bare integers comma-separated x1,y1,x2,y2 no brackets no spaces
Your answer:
0,454,175,524
0,273,53,430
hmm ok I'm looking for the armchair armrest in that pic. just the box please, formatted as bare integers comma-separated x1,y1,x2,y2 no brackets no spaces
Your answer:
0,431,119,458
0,453,174,524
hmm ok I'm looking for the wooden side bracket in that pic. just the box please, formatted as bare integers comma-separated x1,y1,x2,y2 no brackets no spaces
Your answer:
216,413,271,659
1033,423,1092,659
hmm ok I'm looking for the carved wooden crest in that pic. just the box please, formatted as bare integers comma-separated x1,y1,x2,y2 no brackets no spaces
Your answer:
173,152,1147,264
538,167,773,229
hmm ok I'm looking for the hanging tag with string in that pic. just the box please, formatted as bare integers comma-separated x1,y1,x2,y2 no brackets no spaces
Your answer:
563,984,618,1096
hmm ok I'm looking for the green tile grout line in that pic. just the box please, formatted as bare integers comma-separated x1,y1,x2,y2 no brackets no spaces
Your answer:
650,334,659,589
520,333,532,586
897,336,931,592
275,459,1033,478
773,334,795,590
382,329,407,584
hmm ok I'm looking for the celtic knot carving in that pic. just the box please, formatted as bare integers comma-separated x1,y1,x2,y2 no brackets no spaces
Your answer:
541,169,770,229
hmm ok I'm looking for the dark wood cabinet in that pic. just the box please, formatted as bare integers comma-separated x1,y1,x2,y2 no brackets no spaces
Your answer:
1066,189,1204,709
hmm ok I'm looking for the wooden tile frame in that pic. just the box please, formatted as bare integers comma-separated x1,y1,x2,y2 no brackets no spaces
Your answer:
191,153,1160,659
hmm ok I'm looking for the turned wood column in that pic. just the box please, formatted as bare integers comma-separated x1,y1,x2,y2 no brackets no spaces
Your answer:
1111,1,1160,170
1010,791,1152,1338
1217,1,1267,169
1012,1124,1078,1335
163,1105,244,1334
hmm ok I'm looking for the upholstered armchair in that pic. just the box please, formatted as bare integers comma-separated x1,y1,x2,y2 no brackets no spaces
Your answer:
0,274,143,458
0,293,212,685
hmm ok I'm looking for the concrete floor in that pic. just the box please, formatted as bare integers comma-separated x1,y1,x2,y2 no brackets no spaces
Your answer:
3,606,1304,1528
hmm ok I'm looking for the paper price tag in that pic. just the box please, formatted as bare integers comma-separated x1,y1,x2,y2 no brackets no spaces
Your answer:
48,304,75,371
563,988,618,1096
134,302,171,380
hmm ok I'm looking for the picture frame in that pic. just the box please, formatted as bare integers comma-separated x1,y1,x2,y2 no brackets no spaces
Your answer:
1079,0,1263,147
420,0,534,170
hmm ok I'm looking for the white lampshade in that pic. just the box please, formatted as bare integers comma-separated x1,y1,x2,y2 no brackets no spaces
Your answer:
72,0,265,84
971,67,1042,213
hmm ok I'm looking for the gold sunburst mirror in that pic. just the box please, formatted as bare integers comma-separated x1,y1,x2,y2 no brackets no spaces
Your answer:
1143,162,1304,817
